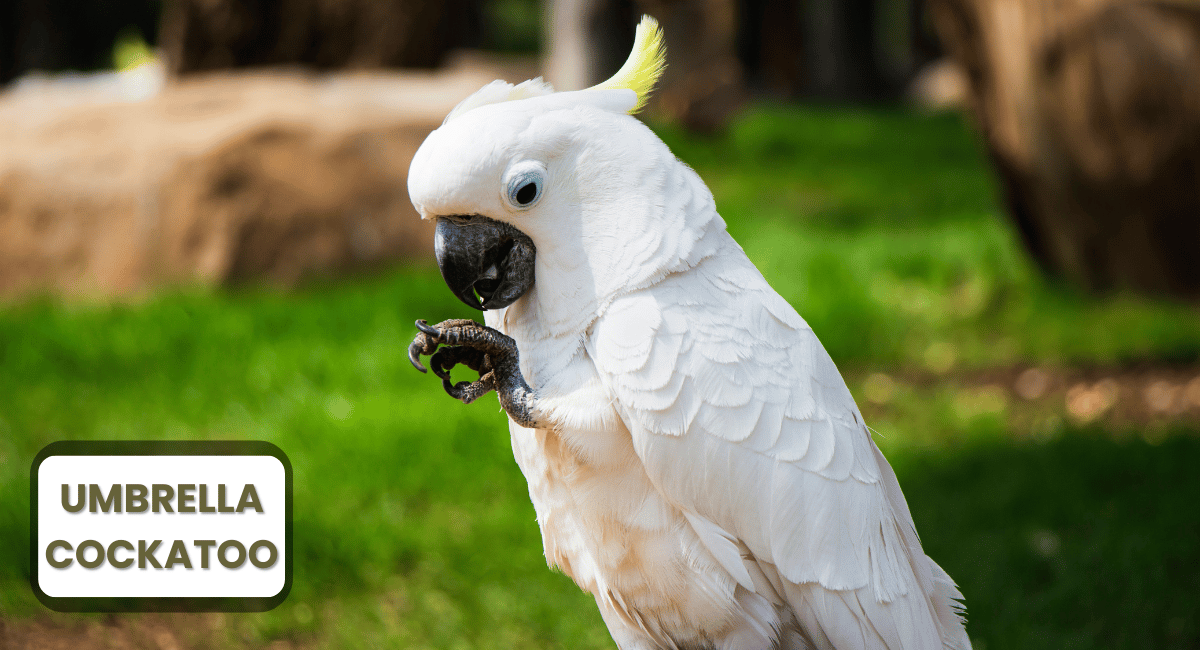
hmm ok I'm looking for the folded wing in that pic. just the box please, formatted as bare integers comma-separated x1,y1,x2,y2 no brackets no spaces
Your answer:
588,248,970,650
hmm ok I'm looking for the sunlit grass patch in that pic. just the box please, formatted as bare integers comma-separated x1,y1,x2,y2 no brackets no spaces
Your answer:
655,106,1200,369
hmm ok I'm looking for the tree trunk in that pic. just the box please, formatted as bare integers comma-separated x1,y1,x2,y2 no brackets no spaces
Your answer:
544,0,747,132
927,0,1200,298
160,0,481,75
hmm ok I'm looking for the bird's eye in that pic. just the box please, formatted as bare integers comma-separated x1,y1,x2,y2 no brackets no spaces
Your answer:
514,180,539,205
504,162,546,210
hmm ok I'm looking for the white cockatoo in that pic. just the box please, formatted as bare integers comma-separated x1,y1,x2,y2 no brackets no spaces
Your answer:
406,16,971,650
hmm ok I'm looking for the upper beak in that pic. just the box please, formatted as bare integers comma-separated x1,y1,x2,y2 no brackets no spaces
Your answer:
434,215,536,310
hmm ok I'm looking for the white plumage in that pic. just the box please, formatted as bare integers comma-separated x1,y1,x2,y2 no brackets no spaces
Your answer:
406,17,970,650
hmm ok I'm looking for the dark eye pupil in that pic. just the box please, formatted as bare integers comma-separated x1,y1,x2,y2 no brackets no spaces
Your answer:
515,181,538,205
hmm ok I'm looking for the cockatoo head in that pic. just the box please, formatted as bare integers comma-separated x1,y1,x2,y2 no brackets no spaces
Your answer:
408,17,698,327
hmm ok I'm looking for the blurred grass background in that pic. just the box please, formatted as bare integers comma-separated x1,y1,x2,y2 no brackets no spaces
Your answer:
2,106,1199,649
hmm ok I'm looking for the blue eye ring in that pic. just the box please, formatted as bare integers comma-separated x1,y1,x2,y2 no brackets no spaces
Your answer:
504,162,546,209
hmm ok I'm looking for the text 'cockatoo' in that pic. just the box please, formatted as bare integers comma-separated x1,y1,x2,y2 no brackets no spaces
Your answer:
407,16,971,650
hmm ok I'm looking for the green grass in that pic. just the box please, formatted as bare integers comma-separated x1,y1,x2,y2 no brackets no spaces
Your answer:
0,274,612,648
1,105,1198,648
905,432,1200,650
657,106,1200,369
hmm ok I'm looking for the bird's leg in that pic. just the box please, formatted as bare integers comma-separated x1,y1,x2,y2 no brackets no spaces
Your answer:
408,319,543,429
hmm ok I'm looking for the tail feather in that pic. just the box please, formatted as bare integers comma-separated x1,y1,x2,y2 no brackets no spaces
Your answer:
757,444,971,649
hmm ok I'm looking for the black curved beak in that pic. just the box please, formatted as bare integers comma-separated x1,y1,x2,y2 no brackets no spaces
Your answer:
434,215,536,310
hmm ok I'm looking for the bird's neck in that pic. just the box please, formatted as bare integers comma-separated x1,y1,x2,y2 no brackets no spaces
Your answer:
514,155,727,346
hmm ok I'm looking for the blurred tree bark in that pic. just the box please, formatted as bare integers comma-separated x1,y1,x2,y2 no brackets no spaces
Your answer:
546,0,932,130
739,0,934,99
0,0,161,84
160,0,482,74
637,0,747,131
928,0,1200,297
801,0,893,98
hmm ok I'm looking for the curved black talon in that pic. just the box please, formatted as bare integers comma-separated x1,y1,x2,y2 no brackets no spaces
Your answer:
410,319,448,373
416,319,441,337
408,345,428,373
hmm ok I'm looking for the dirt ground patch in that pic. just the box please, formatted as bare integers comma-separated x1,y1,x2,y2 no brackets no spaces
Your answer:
0,612,309,650
853,363,1200,440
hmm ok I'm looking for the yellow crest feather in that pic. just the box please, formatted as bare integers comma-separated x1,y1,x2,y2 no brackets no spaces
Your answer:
591,15,666,113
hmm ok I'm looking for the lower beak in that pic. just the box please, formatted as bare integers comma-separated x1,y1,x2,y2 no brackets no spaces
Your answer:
434,216,536,310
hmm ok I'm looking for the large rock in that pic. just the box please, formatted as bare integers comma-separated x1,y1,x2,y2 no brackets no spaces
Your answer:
0,54,536,297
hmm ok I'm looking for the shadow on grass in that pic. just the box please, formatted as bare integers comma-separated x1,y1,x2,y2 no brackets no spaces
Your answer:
901,429,1200,650
4,429,1198,650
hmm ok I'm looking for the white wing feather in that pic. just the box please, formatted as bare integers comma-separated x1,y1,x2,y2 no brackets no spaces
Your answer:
588,235,970,649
